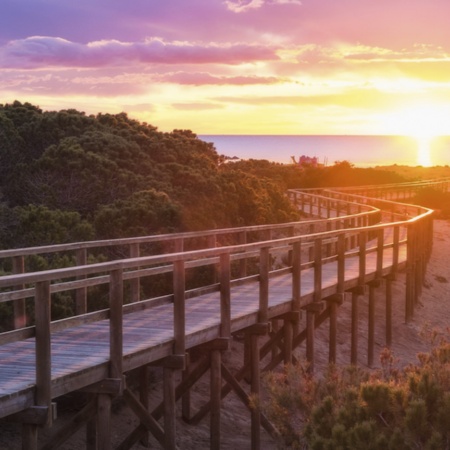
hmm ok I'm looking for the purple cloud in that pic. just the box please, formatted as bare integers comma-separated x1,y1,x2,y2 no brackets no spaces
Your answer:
159,71,280,85
0,36,279,69
224,0,302,13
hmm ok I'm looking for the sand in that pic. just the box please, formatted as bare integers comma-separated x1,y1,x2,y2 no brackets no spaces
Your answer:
1,220,450,450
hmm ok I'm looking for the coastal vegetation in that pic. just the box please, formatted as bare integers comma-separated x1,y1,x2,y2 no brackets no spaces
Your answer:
4,101,443,252
262,332,450,449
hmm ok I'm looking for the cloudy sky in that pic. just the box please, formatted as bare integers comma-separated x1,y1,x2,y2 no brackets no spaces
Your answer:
2,0,450,135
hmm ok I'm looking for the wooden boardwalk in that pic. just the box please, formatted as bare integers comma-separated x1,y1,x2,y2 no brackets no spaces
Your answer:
0,182,442,449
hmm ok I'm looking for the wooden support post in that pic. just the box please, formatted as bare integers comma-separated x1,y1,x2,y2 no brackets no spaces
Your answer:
164,367,176,450
22,425,38,450
283,319,293,366
306,309,315,373
329,300,337,364
181,355,192,422
244,334,251,384
86,406,97,450
368,283,376,367
250,334,260,450
139,366,150,447
97,393,112,450
351,289,361,365
326,295,344,365
210,349,222,450
386,277,393,348
271,319,280,360
302,302,324,373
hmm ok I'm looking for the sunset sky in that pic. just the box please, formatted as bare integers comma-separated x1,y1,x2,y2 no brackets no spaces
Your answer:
2,0,450,136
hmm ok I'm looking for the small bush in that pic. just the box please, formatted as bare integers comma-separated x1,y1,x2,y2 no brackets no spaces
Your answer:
262,336,450,449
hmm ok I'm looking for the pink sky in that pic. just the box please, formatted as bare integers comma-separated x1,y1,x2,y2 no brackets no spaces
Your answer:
1,0,450,137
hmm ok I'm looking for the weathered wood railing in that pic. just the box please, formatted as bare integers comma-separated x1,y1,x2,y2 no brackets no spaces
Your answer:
1,201,379,333
0,180,440,449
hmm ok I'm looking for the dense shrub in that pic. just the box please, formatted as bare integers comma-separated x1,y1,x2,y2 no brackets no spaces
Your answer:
262,333,450,449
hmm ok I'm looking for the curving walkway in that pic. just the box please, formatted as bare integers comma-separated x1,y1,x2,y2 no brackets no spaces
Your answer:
0,181,443,449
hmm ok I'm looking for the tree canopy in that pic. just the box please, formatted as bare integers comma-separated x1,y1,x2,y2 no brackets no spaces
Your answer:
0,101,303,249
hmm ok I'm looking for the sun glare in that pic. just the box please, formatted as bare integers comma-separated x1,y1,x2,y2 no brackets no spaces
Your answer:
380,103,450,166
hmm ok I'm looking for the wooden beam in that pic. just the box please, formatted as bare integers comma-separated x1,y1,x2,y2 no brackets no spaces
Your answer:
80,378,123,395
122,388,165,447
7,404,55,426
220,364,279,440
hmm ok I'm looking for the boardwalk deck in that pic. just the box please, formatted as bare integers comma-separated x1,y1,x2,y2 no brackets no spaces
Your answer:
0,239,407,418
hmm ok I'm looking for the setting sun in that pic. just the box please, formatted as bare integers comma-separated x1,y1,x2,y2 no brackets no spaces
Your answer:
379,103,450,166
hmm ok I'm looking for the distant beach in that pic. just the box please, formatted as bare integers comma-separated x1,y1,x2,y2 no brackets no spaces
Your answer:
200,135,450,167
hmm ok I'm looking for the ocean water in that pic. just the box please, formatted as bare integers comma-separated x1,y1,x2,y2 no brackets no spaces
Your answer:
200,135,450,167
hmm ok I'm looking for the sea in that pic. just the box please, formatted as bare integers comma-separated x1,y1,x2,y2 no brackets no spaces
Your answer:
199,135,450,167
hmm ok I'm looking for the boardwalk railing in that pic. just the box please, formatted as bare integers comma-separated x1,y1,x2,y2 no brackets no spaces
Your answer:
0,180,439,449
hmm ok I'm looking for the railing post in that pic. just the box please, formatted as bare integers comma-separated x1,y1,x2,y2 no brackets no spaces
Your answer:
35,280,52,427
75,248,87,315
313,238,323,302
129,243,140,303
358,231,367,285
13,255,26,329
173,259,186,355
219,252,231,338
376,228,384,279
109,268,123,378
406,224,415,322
337,234,345,292
259,247,270,323
291,240,301,312
239,231,247,278
208,235,218,284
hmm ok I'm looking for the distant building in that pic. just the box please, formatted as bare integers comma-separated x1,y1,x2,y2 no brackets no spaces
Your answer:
291,155,323,167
